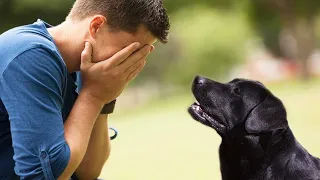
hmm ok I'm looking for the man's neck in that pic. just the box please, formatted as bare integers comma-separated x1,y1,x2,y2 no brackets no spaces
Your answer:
47,20,87,73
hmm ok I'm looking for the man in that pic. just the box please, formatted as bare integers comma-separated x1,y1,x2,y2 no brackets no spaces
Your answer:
0,0,170,179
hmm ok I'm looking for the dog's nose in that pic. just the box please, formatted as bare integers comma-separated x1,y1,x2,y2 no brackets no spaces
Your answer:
194,75,205,85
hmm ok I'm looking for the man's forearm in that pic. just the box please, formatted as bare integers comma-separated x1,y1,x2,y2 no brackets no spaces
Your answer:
75,114,111,179
58,91,104,180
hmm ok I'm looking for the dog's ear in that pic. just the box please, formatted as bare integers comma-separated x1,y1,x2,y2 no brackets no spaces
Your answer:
245,94,288,134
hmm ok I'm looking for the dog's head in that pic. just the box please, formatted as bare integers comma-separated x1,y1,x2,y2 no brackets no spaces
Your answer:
188,76,288,135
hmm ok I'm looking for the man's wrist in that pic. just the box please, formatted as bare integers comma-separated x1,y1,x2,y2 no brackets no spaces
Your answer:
78,90,105,110
100,99,117,114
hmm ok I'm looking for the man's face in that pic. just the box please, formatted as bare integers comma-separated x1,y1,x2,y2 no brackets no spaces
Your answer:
91,23,156,63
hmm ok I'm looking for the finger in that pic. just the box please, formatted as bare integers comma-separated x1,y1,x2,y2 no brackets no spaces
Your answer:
118,45,151,71
123,54,148,75
105,42,140,67
81,42,93,65
126,60,146,82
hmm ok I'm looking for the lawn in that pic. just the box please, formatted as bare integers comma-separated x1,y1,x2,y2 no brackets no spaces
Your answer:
100,79,320,180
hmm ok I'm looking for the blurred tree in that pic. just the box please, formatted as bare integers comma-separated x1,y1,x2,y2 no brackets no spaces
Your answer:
0,0,74,33
128,37,181,97
163,0,238,13
247,0,320,80
165,6,252,88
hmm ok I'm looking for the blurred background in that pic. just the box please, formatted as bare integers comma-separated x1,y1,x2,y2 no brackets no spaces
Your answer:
1,0,320,179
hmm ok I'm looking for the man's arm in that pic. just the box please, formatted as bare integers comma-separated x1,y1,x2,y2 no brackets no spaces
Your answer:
59,42,151,179
0,47,76,179
58,91,104,180
74,114,111,179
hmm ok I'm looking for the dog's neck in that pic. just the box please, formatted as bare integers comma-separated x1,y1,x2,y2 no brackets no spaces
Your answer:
265,128,320,176
219,127,298,179
220,127,320,179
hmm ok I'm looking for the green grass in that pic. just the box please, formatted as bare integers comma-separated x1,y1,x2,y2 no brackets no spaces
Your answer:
100,80,320,180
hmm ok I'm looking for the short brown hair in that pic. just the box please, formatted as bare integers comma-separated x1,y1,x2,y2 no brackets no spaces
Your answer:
68,0,170,43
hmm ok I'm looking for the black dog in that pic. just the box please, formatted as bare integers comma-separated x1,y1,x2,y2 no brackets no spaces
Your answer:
188,76,320,180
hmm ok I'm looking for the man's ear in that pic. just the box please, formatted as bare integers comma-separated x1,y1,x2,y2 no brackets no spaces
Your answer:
89,15,107,39
245,93,288,134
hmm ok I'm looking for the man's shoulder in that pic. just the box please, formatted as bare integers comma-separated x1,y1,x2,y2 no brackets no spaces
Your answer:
0,20,63,75
0,19,57,54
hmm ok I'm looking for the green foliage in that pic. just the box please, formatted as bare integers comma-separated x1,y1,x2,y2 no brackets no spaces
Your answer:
163,0,238,13
16,0,74,10
246,0,283,57
246,0,320,58
130,38,181,87
165,6,252,87
0,0,74,33
293,0,320,18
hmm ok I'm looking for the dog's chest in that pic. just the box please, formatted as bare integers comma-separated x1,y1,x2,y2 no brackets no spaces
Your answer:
219,136,270,179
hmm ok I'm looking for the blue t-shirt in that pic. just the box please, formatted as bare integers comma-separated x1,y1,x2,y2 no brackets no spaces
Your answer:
0,20,80,179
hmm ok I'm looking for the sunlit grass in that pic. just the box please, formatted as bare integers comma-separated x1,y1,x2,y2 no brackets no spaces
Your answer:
100,79,320,180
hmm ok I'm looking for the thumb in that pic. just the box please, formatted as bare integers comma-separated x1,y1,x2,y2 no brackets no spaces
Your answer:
81,42,93,65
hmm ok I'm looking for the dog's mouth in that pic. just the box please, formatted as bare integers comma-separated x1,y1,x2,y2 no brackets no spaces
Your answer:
188,101,226,132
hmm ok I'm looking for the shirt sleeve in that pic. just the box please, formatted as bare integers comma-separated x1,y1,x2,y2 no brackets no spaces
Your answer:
0,47,70,179
75,71,82,94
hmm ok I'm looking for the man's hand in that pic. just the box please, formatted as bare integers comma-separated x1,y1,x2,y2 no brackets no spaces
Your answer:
80,42,151,104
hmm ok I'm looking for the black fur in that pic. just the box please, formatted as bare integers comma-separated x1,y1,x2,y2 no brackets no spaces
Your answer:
188,76,320,180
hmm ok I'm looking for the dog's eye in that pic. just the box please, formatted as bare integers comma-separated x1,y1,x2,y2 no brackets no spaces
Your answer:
233,87,241,96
